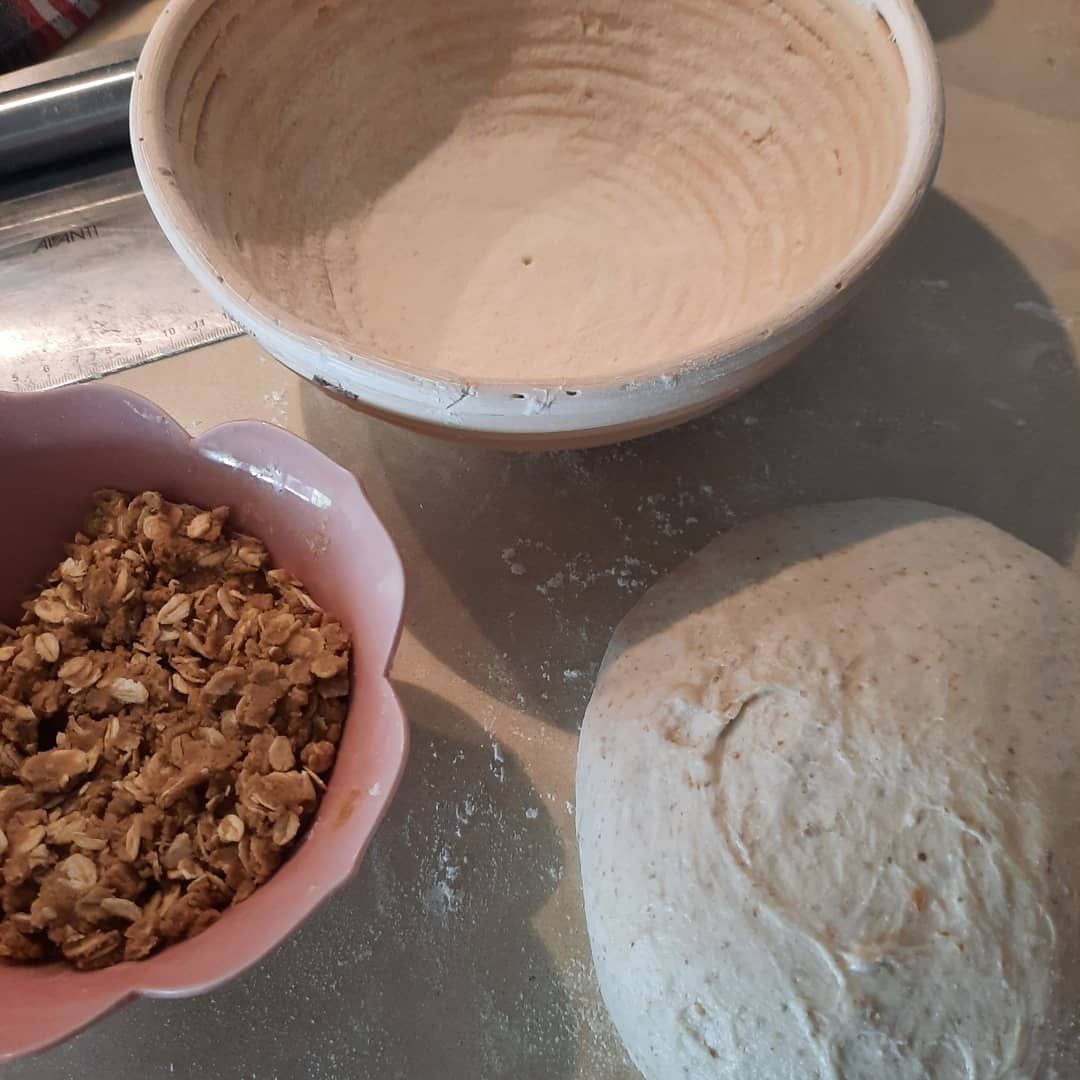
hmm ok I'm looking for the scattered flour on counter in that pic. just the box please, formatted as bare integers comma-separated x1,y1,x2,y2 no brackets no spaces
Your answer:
455,797,477,833
264,388,289,424
501,545,528,576
491,739,506,782
537,571,565,596
636,488,731,537
430,840,465,915
556,552,658,595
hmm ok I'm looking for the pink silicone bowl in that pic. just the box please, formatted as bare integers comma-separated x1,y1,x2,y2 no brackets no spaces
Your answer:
0,384,408,1061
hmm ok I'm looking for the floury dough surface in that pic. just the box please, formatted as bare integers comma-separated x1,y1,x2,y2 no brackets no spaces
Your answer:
577,500,1080,1079
174,0,908,380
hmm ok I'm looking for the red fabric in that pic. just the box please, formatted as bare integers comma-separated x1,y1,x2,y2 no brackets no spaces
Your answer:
0,0,104,74
49,0,97,28
10,0,66,50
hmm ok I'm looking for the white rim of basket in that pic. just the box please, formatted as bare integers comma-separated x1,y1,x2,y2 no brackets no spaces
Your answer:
131,0,944,437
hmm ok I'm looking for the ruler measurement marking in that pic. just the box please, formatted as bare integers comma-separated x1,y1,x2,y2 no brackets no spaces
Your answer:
1,325,244,393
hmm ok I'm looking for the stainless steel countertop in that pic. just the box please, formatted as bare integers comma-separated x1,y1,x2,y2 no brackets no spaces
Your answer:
2,1,1078,1077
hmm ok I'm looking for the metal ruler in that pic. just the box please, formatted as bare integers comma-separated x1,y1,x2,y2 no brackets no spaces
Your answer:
0,38,243,394
0,168,242,392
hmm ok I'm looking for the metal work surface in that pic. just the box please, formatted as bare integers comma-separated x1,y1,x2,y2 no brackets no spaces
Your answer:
0,37,240,393
1,0,1078,1077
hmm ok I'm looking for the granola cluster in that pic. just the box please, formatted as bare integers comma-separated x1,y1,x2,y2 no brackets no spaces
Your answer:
0,491,350,969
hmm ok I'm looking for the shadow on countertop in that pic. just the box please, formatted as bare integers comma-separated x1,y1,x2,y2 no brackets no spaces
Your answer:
298,190,1080,734
2,684,578,1080
915,0,994,40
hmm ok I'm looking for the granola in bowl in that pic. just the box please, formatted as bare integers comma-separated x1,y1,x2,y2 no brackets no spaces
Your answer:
0,490,351,970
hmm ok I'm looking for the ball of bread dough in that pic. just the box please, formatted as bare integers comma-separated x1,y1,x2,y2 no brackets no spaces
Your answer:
577,500,1080,1079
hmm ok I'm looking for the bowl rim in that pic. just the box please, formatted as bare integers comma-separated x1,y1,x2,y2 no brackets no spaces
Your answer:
0,382,409,1061
130,0,945,437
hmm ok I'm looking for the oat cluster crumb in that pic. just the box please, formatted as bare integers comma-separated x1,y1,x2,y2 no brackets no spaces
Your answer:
0,491,350,969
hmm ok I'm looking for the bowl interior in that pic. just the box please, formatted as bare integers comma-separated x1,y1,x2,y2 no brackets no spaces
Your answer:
0,388,406,1060
154,0,910,385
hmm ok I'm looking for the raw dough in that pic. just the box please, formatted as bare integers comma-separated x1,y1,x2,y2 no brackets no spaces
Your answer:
577,500,1080,1079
